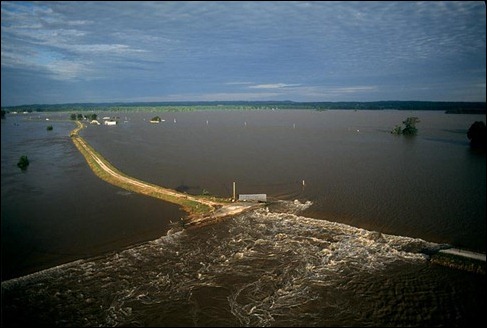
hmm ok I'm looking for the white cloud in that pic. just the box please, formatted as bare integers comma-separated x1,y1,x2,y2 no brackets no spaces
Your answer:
1,1,485,105
69,43,147,55
225,81,254,85
45,59,94,80
248,83,301,89
289,85,378,99
127,92,282,102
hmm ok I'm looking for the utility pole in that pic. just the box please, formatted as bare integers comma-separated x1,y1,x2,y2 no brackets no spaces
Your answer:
233,181,236,201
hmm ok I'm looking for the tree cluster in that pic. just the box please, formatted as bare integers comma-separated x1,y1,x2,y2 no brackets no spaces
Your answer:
391,117,420,136
467,121,486,148
3,100,485,113
70,113,97,121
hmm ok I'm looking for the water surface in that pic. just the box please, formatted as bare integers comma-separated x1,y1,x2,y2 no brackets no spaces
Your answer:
1,110,485,326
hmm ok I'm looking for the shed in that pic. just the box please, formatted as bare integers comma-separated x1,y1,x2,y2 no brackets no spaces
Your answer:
238,194,267,202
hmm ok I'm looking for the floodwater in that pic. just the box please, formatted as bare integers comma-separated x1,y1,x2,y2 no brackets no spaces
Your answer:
1,109,485,326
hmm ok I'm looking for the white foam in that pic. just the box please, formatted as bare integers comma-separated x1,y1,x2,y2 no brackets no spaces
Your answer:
2,201,443,327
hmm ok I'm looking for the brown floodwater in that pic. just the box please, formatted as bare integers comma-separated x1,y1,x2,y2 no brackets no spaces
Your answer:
1,109,485,326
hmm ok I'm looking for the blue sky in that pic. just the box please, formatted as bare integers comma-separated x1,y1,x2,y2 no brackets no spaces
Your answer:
1,1,485,106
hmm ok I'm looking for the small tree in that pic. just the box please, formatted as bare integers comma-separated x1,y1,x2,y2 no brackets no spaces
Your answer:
402,117,419,136
391,124,402,135
70,113,77,120
47,125,53,131
17,155,29,170
392,117,420,136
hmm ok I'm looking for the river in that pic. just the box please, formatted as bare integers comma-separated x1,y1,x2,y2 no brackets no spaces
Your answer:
1,109,485,326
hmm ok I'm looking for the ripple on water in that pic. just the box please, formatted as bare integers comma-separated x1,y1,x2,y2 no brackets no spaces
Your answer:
1,200,446,327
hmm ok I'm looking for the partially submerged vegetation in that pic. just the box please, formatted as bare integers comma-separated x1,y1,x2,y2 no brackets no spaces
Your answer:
71,113,97,121
17,155,29,170
150,116,162,123
391,117,420,136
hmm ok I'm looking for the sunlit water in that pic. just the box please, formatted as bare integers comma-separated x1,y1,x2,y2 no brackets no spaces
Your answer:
1,110,485,326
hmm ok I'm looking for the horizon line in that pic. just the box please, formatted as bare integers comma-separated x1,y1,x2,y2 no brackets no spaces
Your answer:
2,99,486,108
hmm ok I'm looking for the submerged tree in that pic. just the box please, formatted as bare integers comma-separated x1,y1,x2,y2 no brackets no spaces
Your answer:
17,155,29,170
467,121,486,148
391,117,420,136
402,117,420,135
391,124,402,135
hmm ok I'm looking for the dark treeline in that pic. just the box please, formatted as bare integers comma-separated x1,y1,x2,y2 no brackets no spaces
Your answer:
2,100,485,113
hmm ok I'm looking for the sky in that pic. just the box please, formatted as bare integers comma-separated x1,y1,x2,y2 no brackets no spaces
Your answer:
1,1,485,106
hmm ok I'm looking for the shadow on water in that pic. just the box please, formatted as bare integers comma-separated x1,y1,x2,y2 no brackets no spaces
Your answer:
441,128,468,135
175,184,202,194
422,137,470,146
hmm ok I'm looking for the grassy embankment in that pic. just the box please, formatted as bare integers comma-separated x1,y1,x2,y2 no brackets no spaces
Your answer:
70,121,227,216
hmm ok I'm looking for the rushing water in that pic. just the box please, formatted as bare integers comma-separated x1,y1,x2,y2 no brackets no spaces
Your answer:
1,110,485,326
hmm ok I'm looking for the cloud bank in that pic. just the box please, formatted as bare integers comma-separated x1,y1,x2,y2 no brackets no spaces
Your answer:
1,1,485,105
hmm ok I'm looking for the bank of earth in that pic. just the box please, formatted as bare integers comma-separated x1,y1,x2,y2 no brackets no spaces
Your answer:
70,121,260,228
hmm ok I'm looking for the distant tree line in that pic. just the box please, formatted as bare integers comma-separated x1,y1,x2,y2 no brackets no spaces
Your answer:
2,101,485,113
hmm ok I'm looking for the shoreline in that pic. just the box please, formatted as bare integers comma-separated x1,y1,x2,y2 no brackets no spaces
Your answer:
430,248,486,274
